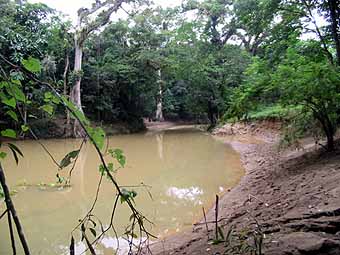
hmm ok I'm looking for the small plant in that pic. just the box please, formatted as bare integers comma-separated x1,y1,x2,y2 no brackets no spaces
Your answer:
207,196,264,255
210,224,263,255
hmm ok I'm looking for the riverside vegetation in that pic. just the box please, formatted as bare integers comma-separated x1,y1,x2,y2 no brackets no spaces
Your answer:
1,0,340,254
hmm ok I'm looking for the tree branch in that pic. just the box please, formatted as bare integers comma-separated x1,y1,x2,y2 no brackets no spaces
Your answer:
0,163,30,254
78,0,130,45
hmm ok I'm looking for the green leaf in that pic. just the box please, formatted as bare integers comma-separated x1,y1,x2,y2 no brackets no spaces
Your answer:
28,114,38,119
21,57,41,73
40,104,54,115
60,150,80,169
51,95,61,104
6,110,18,121
62,97,90,126
8,84,25,102
120,189,137,204
98,164,105,175
8,143,23,164
44,92,53,99
89,127,106,150
109,148,126,167
2,97,16,108
0,152,7,159
0,81,8,89
7,143,23,157
107,162,114,172
89,228,97,237
11,79,21,86
81,223,86,233
70,236,75,255
124,230,137,238
218,226,225,240
21,125,29,132
1,129,16,138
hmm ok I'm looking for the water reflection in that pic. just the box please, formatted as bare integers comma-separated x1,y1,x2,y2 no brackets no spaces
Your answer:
156,133,164,160
166,186,203,205
59,236,148,255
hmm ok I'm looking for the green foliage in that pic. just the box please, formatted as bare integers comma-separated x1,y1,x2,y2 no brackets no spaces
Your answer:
247,105,302,121
0,1,54,62
1,129,17,138
87,127,106,150
0,152,7,160
209,224,264,255
22,56,42,73
59,150,80,169
7,143,24,165
228,41,340,150
120,188,137,204
0,0,339,145
108,148,126,168
279,111,320,150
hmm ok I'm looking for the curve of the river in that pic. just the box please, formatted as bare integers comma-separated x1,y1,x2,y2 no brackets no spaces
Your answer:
0,128,244,254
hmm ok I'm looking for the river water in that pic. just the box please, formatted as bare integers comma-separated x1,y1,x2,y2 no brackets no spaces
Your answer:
0,128,244,254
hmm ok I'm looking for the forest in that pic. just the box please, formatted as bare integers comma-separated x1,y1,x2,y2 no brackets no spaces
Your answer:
1,0,340,254
1,0,340,146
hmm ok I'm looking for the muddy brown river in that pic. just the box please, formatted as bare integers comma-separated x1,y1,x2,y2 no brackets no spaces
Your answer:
0,128,244,254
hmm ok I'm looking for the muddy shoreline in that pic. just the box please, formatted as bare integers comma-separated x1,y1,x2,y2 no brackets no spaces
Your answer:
147,121,340,255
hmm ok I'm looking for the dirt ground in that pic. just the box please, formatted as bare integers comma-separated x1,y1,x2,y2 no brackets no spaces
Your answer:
145,121,340,255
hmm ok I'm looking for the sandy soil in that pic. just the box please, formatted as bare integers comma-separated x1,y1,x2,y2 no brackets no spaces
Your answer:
144,121,340,255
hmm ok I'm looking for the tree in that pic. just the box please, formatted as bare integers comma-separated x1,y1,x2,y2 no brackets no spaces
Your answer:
229,42,340,151
71,0,140,136
324,0,340,65
273,46,340,150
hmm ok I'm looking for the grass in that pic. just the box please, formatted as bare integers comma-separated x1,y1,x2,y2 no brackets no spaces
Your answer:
247,104,302,121
219,104,303,126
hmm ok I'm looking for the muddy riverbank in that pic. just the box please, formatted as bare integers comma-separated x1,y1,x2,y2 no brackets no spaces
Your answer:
147,121,340,255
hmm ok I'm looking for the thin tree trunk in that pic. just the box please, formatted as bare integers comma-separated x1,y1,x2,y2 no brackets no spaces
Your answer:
315,110,335,151
328,0,340,65
96,38,101,122
7,210,16,254
0,164,30,254
325,113,336,151
63,53,72,137
155,69,164,122
326,132,335,151
302,0,334,64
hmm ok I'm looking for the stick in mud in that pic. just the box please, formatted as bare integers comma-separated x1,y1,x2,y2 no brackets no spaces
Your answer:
215,195,219,240
202,207,210,240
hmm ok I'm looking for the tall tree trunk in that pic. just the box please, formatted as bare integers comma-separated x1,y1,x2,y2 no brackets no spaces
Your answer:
155,69,164,122
315,110,336,151
70,34,86,137
328,0,340,65
96,38,101,122
69,0,130,137
0,164,30,254
326,131,335,151
207,96,218,128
